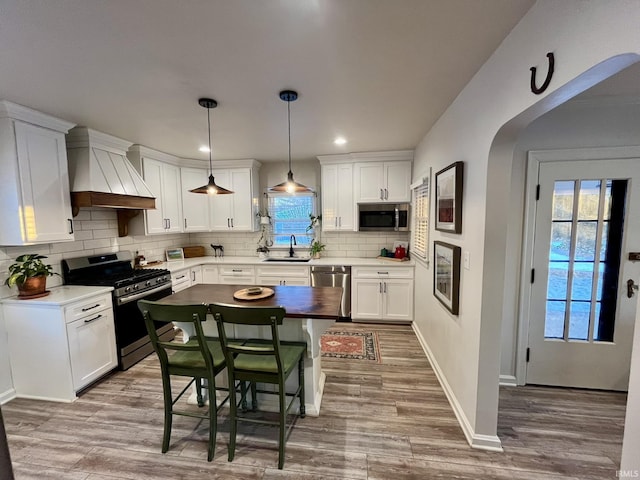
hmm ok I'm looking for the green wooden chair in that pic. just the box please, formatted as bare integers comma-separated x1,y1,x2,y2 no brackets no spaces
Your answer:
209,302,306,470
137,300,231,461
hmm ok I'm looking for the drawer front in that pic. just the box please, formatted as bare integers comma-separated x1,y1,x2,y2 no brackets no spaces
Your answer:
353,266,414,279
219,266,255,277
256,266,309,278
172,269,191,286
65,293,112,323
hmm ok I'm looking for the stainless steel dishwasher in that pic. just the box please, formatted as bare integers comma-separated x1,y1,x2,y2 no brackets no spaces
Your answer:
310,265,351,320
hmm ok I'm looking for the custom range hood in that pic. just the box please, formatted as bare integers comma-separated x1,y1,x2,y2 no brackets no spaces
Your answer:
66,127,155,237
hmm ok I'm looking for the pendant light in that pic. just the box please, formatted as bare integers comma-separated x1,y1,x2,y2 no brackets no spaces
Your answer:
269,90,312,193
190,98,234,195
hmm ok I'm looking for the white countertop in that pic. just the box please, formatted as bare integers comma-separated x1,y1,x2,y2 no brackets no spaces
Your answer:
156,255,414,273
0,285,114,306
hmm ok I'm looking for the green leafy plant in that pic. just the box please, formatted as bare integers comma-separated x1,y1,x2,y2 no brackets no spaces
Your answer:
5,254,57,287
309,240,326,257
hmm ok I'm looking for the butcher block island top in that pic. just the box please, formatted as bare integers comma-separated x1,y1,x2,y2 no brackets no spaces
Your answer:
161,284,343,320
158,283,342,416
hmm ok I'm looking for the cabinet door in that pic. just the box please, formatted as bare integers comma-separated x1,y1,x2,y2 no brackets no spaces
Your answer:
351,279,383,320
181,167,210,232
161,162,183,233
142,159,166,234
355,163,385,203
384,161,412,202
336,163,355,230
201,265,219,284
14,122,74,243
190,266,202,285
66,309,117,391
321,165,339,232
228,168,253,231
209,169,232,230
383,279,414,321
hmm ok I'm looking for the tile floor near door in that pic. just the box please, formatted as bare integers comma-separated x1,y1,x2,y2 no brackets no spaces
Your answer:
3,323,626,479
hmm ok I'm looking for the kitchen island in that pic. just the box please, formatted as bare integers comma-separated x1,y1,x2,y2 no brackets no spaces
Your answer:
159,283,343,416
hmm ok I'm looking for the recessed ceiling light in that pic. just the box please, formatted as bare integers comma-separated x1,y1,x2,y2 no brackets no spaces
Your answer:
334,136,347,145
199,145,210,153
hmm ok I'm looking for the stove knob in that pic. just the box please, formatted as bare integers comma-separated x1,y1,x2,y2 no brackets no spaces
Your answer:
133,284,139,290
146,280,151,287
125,286,131,293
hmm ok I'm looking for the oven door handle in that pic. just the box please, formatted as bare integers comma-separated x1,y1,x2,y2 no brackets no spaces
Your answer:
116,284,173,306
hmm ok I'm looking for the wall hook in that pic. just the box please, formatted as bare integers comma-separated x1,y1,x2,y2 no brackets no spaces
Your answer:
530,52,554,95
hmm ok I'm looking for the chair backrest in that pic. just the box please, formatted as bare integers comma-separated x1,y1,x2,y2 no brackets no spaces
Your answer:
137,300,214,371
209,302,287,374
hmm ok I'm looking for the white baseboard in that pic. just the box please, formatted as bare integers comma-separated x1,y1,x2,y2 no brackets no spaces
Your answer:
0,388,16,405
412,323,503,452
499,374,517,387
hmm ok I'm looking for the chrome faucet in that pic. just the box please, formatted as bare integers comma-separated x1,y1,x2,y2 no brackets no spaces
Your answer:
289,235,297,257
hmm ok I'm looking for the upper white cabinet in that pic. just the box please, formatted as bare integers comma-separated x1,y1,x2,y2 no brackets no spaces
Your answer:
355,159,412,203
128,146,183,235
318,162,355,232
180,167,210,232
209,166,259,232
0,101,76,245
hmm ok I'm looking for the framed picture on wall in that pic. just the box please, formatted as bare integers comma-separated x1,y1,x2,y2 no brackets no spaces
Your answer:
435,161,463,233
433,241,461,315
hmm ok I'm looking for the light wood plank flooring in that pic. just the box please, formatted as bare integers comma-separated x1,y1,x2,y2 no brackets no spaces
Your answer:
3,323,626,479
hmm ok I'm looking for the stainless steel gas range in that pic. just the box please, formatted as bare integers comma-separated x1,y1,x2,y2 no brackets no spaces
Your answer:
62,251,174,370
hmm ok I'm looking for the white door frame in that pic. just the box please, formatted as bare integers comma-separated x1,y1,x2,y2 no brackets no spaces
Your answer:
515,145,640,385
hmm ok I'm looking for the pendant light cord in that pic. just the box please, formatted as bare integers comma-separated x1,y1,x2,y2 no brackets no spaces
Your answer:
287,98,292,174
207,106,213,175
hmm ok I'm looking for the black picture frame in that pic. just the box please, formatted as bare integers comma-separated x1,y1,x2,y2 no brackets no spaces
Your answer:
435,161,463,233
433,241,461,315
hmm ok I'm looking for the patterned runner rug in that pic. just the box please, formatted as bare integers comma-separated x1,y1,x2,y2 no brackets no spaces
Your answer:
320,330,381,363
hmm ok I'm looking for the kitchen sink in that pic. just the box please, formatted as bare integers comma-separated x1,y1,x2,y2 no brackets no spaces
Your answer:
262,257,311,262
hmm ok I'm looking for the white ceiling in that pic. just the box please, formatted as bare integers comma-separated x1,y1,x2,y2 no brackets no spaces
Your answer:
0,0,534,164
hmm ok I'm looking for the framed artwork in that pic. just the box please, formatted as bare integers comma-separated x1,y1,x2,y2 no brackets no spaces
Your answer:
435,161,463,233
165,248,184,261
433,241,461,315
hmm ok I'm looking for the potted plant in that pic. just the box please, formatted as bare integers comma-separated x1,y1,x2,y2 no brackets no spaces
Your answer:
256,245,270,259
309,240,326,259
5,254,58,297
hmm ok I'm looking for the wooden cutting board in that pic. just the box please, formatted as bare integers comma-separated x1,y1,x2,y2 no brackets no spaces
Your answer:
233,287,275,301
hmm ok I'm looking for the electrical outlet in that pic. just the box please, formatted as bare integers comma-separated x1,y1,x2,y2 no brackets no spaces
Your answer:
464,251,470,270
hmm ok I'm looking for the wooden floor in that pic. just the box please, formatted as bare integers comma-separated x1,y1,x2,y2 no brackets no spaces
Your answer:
3,323,627,479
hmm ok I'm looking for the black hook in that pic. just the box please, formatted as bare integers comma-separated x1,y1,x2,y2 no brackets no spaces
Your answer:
530,52,555,95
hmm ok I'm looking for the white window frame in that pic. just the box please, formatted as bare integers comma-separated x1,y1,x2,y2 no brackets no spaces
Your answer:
411,171,430,264
266,191,317,250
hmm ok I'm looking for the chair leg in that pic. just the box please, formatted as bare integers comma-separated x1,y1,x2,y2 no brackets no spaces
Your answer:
207,377,216,461
298,356,306,417
251,382,258,411
161,372,173,454
195,377,204,407
228,379,237,462
278,378,286,469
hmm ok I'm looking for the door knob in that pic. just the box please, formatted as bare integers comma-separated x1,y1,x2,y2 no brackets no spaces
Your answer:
627,279,639,298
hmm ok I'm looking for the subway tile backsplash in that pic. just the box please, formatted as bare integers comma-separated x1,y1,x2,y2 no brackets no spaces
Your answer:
0,208,409,298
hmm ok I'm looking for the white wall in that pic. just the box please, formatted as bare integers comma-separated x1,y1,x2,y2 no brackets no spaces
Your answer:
411,0,640,452
499,98,640,382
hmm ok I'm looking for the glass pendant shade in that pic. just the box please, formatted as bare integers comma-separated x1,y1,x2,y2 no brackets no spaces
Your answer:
269,90,312,193
190,98,234,195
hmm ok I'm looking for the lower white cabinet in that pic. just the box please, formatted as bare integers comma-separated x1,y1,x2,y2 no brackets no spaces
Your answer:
2,289,117,402
256,265,310,286
201,265,219,284
171,268,192,293
218,265,256,285
352,267,414,322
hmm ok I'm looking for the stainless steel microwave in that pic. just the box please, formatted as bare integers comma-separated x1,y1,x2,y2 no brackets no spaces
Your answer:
358,203,410,232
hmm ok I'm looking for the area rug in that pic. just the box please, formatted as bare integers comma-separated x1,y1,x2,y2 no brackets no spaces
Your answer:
320,330,381,363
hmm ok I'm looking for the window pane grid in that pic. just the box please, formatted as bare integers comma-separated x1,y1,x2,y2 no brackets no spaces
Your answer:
267,192,316,247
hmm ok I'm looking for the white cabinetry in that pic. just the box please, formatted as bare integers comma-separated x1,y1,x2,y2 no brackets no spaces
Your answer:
352,266,413,323
319,162,355,232
180,167,210,232
355,160,412,203
210,166,259,232
171,268,192,293
218,265,256,285
128,146,183,234
256,265,310,286
0,101,76,245
201,265,219,284
2,288,117,401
